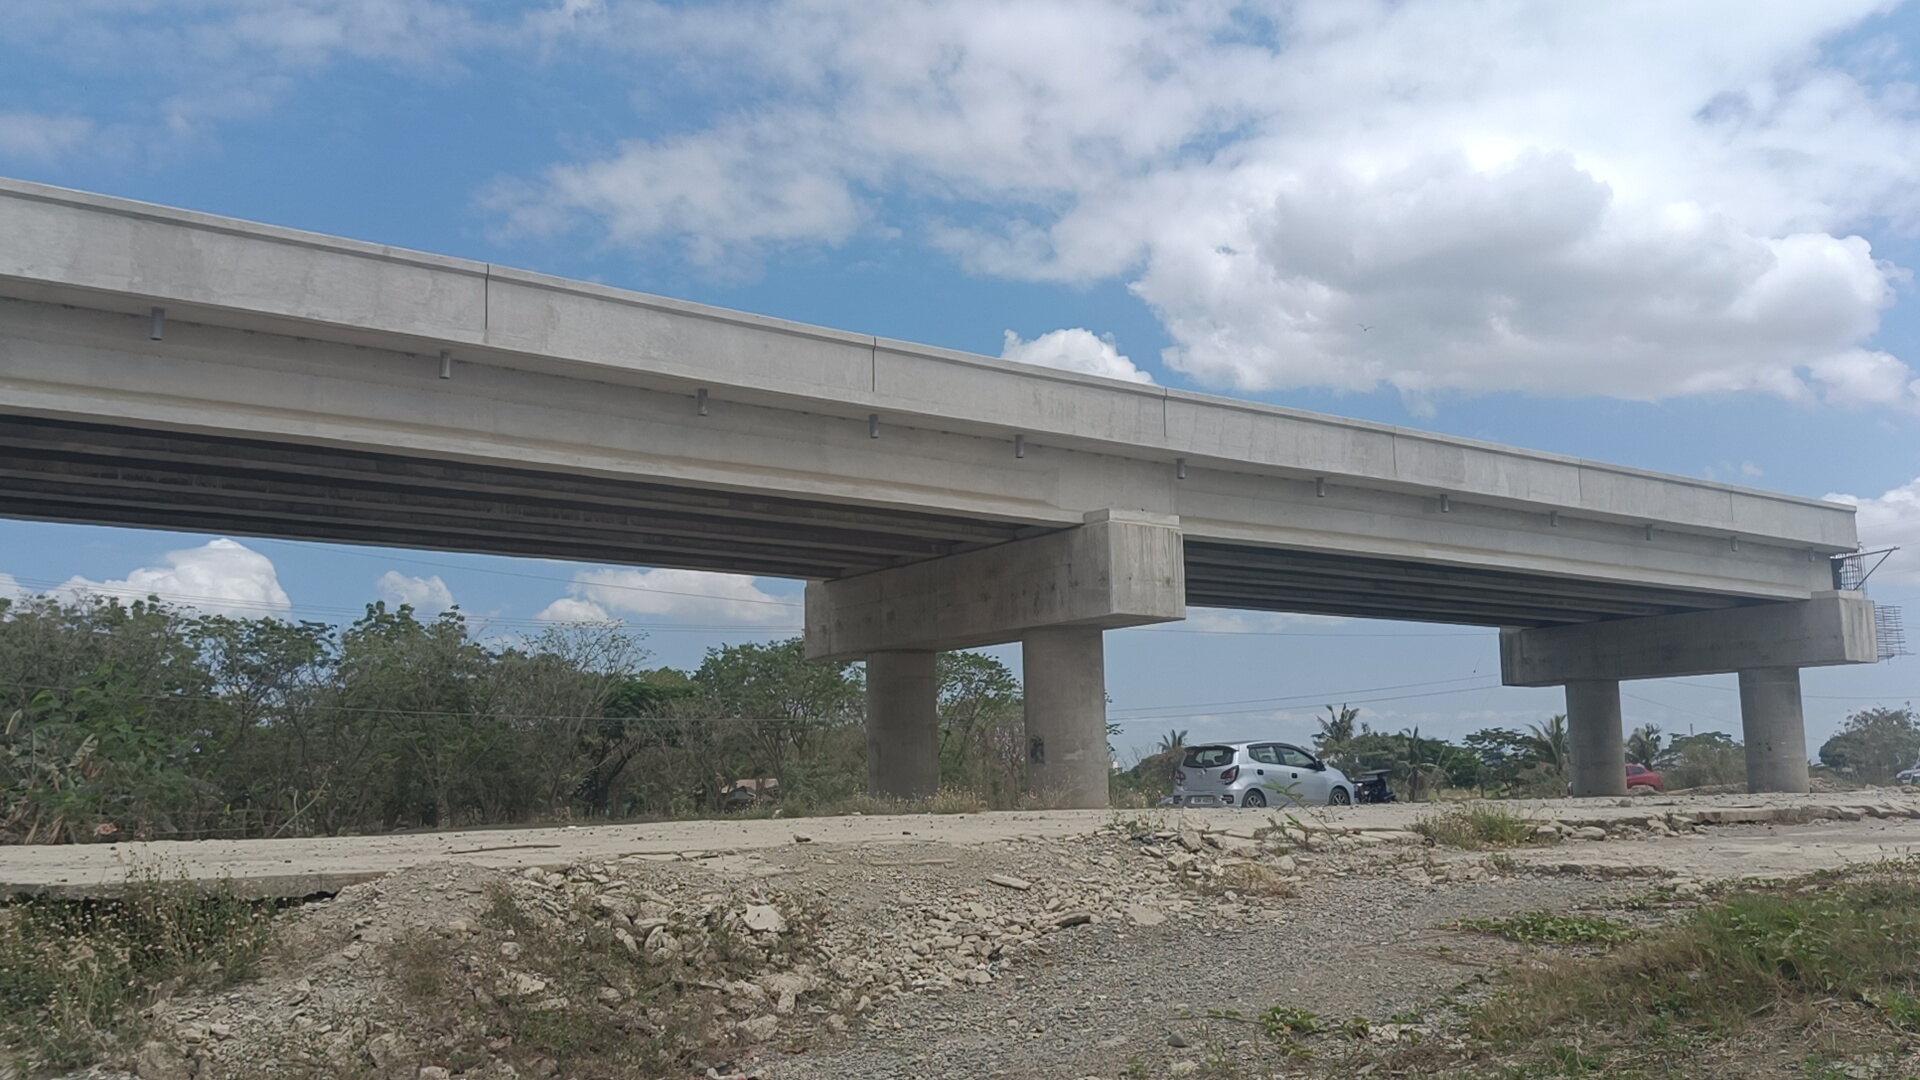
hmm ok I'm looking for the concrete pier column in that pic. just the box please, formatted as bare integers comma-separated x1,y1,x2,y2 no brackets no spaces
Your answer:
1565,679,1626,797
865,651,940,799
1023,626,1109,809
1739,667,1810,794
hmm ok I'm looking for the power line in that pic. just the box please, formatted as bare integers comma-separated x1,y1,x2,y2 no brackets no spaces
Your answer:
1108,673,1493,715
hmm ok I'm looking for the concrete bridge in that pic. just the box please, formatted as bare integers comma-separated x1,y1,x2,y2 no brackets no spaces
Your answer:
0,178,1879,803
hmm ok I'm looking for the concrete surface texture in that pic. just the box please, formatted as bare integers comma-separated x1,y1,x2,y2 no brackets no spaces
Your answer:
0,177,1857,624
803,511,1185,661
1499,589,1878,684
1565,679,1628,798
5,790,1915,899
863,651,941,799
0,177,1887,804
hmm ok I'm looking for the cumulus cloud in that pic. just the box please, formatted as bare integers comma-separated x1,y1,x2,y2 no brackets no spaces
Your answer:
375,571,455,615
0,573,28,605
57,538,292,617
999,328,1152,384
502,0,1920,409
1827,477,1920,585
536,567,794,625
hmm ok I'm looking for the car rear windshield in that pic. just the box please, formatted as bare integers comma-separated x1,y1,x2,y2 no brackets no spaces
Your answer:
1182,745,1234,769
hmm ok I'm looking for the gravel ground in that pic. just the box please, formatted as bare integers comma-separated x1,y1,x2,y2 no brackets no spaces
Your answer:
759,868,1637,1080
33,801,1920,1080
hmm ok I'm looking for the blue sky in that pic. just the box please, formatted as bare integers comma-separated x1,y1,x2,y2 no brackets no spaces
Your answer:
3,0,1920,760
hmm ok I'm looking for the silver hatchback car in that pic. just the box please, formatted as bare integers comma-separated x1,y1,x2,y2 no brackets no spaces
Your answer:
1173,741,1356,808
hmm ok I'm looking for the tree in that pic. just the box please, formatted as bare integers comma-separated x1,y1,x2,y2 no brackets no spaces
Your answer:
1462,728,1530,795
936,651,1024,805
1313,704,1361,766
691,638,863,804
1819,706,1920,786
1658,732,1745,790
1626,723,1663,768
1156,729,1189,753
1517,714,1571,779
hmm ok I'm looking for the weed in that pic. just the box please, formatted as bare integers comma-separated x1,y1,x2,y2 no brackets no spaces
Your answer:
1457,911,1638,946
0,869,279,1071
1260,1005,1325,1039
1109,809,1169,840
1410,802,1551,850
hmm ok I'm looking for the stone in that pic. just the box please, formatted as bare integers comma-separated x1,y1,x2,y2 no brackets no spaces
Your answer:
135,1041,191,1080
1125,903,1167,927
1572,826,1608,841
987,874,1034,891
506,972,549,997
1171,1062,1200,1076
742,905,789,934
419,1069,453,1080
738,1015,780,1041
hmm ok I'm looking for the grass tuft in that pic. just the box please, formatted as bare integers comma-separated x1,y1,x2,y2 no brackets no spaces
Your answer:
1456,911,1637,946
1409,802,1551,850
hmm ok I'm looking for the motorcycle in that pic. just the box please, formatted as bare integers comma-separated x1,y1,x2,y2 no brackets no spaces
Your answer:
1354,768,1398,804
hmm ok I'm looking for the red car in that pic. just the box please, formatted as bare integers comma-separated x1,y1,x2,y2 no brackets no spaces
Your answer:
1626,763,1665,792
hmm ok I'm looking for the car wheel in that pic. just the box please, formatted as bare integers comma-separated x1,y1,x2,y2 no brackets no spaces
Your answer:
1328,786,1352,806
1241,788,1267,808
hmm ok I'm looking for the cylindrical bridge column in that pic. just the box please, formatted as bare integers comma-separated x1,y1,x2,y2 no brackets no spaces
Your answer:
866,651,940,799
1739,667,1810,794
1023,626,1109,809
1566,679,1626,797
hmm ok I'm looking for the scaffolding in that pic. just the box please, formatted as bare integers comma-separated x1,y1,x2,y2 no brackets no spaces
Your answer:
1832,547,1909,661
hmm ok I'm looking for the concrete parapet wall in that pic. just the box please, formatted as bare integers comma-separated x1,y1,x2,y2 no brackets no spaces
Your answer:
804,512,1185,660
1500,591,1879,686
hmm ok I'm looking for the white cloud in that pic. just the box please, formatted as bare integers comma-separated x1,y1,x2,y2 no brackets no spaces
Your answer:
0,113,95,162
505,0,1920,410
999,328,1152,384
375,571,455,615
536,567,794,625
57,538,292,618
0,573,28,605
6,0,493,149
1826,477,1920,585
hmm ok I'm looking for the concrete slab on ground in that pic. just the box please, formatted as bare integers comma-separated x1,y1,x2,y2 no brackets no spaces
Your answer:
3,790,1916,897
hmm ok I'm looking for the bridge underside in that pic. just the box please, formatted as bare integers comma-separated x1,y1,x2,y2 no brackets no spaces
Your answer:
1,413,1764,628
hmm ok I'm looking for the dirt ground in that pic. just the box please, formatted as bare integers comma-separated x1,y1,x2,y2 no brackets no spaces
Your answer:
19,792,1920,1080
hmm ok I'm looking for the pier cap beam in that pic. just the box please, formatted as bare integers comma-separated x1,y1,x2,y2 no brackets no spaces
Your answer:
1499,591,1877,687
804,510,1185,661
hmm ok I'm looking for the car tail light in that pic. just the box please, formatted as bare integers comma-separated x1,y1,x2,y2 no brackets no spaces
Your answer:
1220,766,1238,783
1174,769,1186,783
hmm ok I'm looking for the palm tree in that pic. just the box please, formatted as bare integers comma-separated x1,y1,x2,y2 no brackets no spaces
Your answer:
1157,729,1189,754
1626,724,1663,768
1518,714,1572,777
1315,704,1360,765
